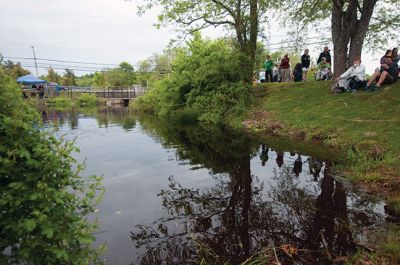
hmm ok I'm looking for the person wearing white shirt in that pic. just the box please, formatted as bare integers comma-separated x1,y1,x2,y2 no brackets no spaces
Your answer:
259,70,266,83
272,64,280,82
335,58,366,92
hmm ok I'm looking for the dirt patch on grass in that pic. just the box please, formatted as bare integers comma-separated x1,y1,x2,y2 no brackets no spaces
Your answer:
243,110,285,135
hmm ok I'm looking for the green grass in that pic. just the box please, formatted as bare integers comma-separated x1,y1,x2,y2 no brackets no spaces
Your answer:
247,80,400,187
244,80,400,263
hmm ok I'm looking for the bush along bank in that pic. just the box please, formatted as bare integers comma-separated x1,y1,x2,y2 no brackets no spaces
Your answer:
243,80,400,262
45,93,104,108
132,34,254,126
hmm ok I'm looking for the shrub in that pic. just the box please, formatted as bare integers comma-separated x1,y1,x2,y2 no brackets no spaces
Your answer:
0,69,104,264
46,96,73,107
77,93,97,106
135,34,252,124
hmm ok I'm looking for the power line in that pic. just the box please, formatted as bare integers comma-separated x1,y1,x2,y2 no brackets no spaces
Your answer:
4,56,161,69
20,65,107,72
3,56,119,66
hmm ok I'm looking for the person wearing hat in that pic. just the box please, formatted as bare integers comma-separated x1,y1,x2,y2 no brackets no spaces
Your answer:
317,46,332,65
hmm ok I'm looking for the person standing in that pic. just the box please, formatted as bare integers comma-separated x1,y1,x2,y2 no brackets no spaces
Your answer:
272,64,280,82
301,49,311,81
263,55,274,82
317,46,332,65
279,54,291,82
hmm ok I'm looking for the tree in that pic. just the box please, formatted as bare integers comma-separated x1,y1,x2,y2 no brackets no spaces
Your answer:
103,62,137,87
139,0,279,83
76,73,95,87
284,0,399,76
62,69,77,86
93,71,106,88
1,60,30,79
118,61,136,85
45,67,61,83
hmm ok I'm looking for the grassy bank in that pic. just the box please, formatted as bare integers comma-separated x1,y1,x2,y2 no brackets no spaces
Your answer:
246,81,400,191
243,80,400,262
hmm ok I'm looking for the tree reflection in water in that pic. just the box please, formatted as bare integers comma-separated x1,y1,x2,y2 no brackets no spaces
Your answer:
130,121,384,265
39,108,385,264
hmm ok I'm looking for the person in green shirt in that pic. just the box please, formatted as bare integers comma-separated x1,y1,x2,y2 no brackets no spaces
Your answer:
315,57,332,80
263,55,274,83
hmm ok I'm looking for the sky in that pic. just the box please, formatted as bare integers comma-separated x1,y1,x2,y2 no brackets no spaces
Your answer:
0,0,389,76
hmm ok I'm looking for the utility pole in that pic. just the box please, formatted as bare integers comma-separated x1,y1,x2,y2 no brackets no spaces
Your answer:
31,46,39,77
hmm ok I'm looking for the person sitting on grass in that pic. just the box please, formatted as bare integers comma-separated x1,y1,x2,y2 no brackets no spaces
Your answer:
333,58,366,93
392,47,400,77
315,57,332,80
293,63,303,82
365,49,398,91
259,69,266,83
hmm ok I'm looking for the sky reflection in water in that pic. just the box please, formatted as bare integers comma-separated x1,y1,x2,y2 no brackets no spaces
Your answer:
42,107,386,265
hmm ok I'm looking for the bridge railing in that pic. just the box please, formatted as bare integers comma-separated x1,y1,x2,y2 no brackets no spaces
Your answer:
60,85,148,99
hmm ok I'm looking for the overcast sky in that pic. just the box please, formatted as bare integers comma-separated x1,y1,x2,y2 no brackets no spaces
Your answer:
0,0,387,76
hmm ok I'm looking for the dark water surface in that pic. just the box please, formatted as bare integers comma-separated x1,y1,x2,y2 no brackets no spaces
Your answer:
42,107,387,265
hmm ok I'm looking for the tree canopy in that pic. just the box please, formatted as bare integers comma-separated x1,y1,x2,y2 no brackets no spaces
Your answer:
283,0,399,75
139,0,282,82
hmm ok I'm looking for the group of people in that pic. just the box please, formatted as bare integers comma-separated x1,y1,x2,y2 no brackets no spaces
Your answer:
333,47,399,93
257,46,399,93
258,46,334,83
31,84,45,98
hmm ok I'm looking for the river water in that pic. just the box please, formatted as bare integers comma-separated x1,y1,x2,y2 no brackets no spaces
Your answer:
41,107,388,265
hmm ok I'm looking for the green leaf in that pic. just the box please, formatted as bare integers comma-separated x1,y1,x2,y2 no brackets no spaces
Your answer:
23,219,37,232
42,227,54,238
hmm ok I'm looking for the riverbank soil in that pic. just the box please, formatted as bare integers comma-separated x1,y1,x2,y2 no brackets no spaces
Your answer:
244,80,400,262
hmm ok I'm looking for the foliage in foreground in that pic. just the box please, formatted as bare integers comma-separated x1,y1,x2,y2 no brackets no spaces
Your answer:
0,69,104,264
134,34,253,124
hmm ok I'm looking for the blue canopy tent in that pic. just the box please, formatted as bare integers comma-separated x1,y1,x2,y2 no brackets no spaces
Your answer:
16,75,46,85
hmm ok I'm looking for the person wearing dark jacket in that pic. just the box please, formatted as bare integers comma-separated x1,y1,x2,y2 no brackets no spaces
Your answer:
293,63,303,82
301,49,311,81
317,46,332,65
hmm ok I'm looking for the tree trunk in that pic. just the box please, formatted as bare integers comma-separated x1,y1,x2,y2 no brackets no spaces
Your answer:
348,33,365,65
333,40,349,77
348,0,376,65
331,0,378,76
239,0,258,84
